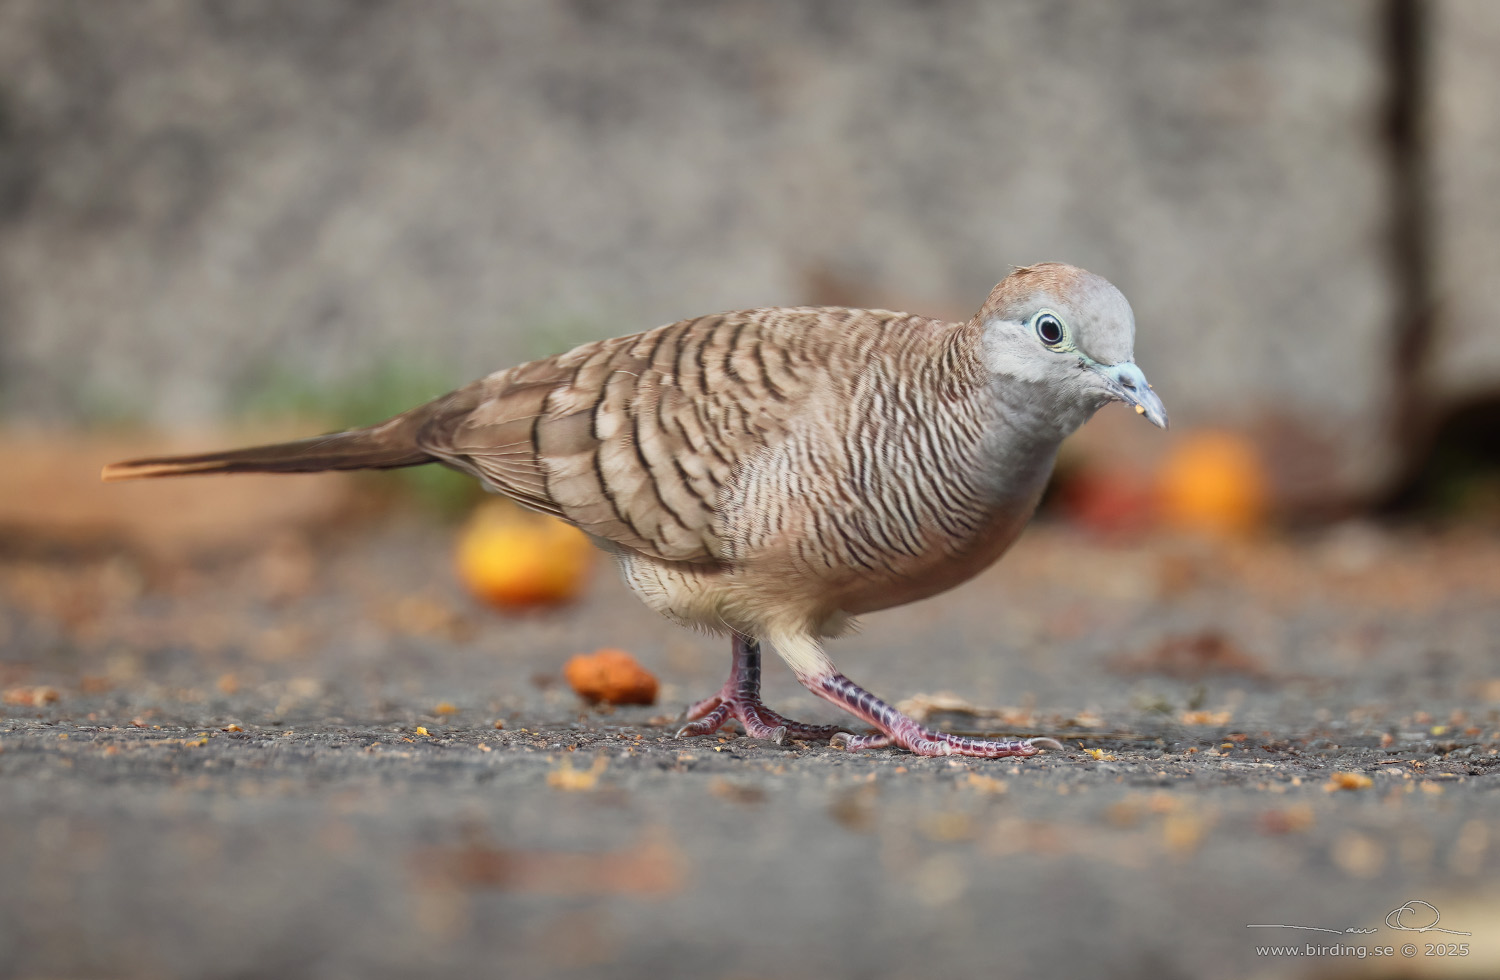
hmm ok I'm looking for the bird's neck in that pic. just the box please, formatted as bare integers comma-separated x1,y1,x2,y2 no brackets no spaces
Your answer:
987,372,1102,444
927,322,1095,503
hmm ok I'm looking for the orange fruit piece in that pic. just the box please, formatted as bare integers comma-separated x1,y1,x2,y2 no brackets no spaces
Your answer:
1156,430,1268,535
564,649,659,706
455,500,594,608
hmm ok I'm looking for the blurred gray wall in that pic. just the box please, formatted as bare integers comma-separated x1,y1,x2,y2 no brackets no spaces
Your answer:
0,0,1494,501
1432,0,1500,404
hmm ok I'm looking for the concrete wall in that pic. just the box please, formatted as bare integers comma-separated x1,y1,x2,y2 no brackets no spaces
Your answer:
0,1,1489,502
1430,0,1500,403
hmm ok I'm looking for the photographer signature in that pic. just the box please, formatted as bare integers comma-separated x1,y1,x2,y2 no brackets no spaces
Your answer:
1246,901,1471,936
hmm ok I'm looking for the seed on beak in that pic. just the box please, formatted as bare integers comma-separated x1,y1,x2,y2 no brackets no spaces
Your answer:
1134,404,1146,415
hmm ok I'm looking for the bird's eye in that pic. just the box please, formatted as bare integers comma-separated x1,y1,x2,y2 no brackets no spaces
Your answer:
1034,311,1065,346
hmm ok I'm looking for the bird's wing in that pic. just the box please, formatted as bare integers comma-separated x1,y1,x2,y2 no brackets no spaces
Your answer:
414,308,885,564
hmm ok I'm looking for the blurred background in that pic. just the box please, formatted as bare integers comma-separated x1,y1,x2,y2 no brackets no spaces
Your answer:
3,3,1500,979
0,0,1497,531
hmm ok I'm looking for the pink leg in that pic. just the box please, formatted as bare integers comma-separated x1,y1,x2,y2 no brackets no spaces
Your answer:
803,671,1064,759
677,635,845,744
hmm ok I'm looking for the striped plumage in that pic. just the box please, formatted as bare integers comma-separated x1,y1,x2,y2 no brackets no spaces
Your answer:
104,262,1167,758
433,306,1047,638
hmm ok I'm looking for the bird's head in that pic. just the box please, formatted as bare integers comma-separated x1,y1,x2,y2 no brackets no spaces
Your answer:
973,262,1168,433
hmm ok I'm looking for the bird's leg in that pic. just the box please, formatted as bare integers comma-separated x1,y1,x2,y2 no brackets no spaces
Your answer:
676,635,845,744
804,672,1064,759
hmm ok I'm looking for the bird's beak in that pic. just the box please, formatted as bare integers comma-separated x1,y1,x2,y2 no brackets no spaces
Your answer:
1100,361,1168,429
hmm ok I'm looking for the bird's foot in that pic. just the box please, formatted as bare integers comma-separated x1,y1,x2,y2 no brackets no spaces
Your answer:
810,672,1065,759
675,633,844,745
675,690,843,744
830,728,1064,758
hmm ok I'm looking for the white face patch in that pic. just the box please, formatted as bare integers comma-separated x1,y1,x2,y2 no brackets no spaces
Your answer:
979,320,1058,384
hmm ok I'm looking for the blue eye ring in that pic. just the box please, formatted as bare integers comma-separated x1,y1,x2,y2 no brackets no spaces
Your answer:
1034,310,1066,346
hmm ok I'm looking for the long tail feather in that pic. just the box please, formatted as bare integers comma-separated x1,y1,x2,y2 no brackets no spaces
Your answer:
101,417,433,482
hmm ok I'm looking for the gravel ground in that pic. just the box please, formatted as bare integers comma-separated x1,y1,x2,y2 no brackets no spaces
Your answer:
2,516,1499,980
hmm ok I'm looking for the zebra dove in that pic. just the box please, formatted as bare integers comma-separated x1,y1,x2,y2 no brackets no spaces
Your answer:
103,262,1166,758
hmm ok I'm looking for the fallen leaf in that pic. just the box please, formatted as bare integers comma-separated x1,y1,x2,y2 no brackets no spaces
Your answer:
1163,811,1210,854
3,686,59,707
921,812,975,842
895,691,1033,726
708,779,767,804
1258,805,1315,834
388,593,473,642
413,830,685,896
1147,793,1183,814
1111,631,1268,680
1180,709,1233,726
547,756,608,791
1326,772,1374,791
964,773,1008,795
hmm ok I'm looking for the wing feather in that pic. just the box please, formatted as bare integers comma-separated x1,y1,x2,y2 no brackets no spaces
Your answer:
415,308,928,563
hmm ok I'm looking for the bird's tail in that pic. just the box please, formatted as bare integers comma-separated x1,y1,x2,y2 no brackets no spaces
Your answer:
100,413,435,483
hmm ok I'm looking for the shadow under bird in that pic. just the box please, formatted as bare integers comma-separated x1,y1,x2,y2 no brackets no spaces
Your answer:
104,262,1167,757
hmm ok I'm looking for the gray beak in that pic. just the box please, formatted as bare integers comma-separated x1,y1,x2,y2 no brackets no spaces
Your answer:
1102,361,1168,429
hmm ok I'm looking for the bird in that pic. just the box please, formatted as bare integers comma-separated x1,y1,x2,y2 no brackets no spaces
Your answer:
103,262,1166,758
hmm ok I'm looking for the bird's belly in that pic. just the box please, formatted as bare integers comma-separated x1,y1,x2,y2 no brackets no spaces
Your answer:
616,473,1048,636
836,502,1035,615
